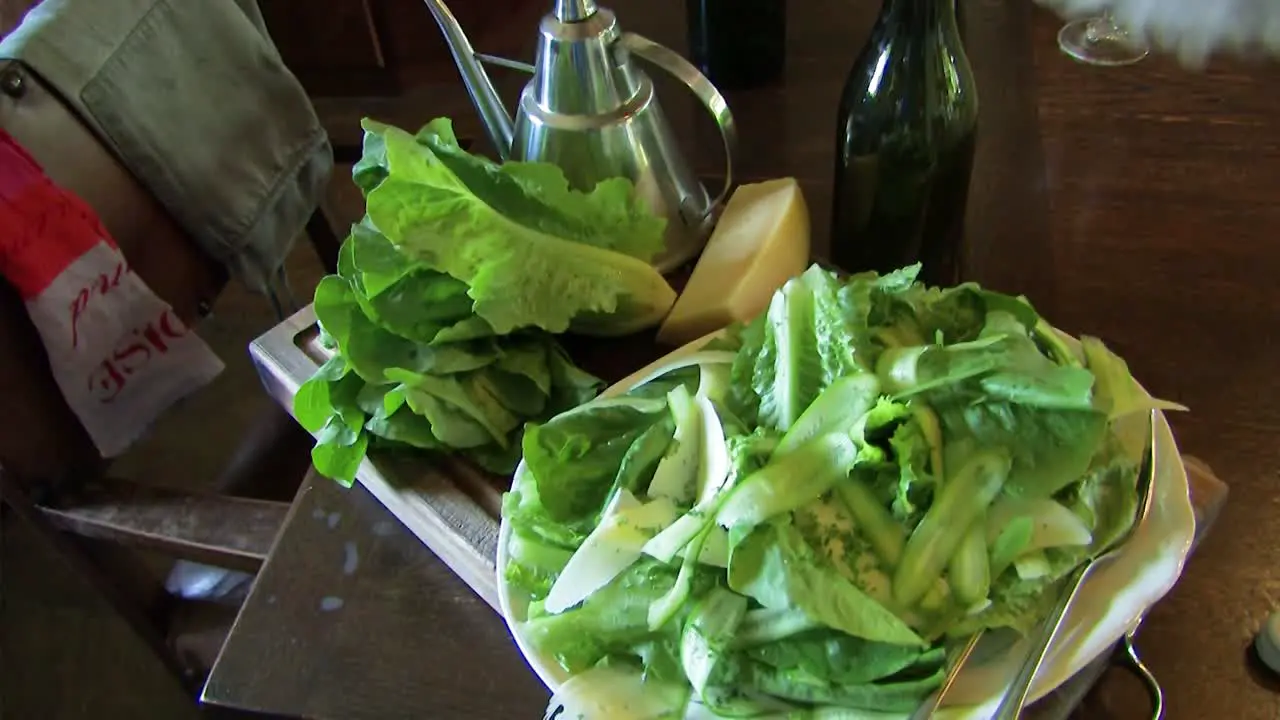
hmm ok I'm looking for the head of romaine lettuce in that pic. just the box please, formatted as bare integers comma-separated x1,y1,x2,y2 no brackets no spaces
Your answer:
354,117,677,337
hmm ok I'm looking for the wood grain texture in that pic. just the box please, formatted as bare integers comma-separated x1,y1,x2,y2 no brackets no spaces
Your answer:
218,1,1280,718
38,477,289,574
203,470,545,719
1018,9,1280,719
258,0,399,97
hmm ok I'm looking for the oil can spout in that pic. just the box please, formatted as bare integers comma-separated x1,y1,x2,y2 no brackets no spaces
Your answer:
422,0,515,158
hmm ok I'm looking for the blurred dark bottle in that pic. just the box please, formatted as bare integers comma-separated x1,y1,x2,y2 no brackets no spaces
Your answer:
829,0,978,287
686,0,786,90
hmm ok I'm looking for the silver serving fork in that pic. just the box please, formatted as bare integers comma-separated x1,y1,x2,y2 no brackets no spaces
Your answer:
991,410,1159,720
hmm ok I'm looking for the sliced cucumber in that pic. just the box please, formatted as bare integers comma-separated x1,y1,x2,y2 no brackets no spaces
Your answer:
948,518,991,607
644,396,733,563
893,449,1011,607
648,385,703,504
717,433,859,530
544,492,680,614
773,374,880,458
832,473,908,568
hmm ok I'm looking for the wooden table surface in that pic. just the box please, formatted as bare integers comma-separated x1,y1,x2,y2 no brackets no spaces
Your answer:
205,1,1280,718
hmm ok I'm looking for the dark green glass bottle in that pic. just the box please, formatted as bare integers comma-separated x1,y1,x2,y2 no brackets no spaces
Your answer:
829,0,978,286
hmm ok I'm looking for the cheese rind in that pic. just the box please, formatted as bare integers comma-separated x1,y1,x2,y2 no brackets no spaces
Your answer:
657,178,811,346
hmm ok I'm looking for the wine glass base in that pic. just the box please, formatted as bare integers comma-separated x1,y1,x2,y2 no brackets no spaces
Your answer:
1058,19,1149,66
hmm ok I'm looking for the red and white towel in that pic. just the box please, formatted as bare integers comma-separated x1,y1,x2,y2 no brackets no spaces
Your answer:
0,129,223,457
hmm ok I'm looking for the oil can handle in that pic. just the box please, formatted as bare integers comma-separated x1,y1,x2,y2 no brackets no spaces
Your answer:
617,32,738,217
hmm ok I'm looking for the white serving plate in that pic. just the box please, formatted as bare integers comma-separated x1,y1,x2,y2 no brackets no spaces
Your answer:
497,331,1196,718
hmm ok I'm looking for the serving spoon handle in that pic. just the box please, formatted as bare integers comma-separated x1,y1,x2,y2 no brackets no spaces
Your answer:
1117,622,1165,719
990,560,1094,720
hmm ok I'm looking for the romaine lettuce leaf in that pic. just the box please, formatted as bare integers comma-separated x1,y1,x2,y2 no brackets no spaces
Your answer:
728,314,766,426
417,119,665,262
718,654,945,712
522,398,670,523
504,465,592,551
612,418,677,500
359,118,676,336
313,272,499,384
879,283,988,346
1081,335,1189,419
743,629,931,685
754,266,863,432
302,207,610,485
522,559,707,675
300,273,601,483
547,343,606,411
341,220,489,345
388,368,519,448
504,530,574,600
887,419,935,523
363,406,444,450
728,520,925,647
1058,439,1142,557
935,400,1107,499
295,356,369,486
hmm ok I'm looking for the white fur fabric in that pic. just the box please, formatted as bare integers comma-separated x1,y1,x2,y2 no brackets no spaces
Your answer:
1036,0,1280,67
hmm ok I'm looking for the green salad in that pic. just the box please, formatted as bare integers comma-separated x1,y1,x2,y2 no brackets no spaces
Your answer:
502,264,1184,718
295,117,679,484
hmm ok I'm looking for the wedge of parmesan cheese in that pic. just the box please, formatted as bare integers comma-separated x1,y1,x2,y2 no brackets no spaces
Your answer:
657,178,811,346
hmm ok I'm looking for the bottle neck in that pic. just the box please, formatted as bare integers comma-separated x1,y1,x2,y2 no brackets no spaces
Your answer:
878,0,959,35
